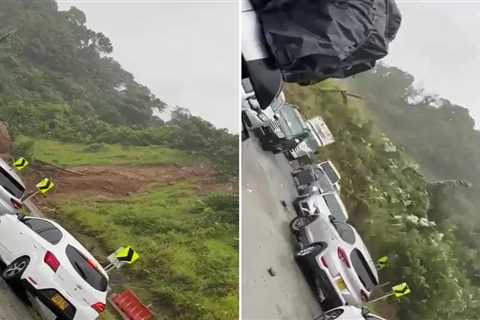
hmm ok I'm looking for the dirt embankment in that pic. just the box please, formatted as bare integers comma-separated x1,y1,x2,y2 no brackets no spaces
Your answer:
25,164,233,204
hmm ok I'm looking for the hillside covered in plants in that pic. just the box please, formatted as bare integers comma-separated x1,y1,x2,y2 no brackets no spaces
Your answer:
0,0,237,178
286,73,480,319
0,1,238,319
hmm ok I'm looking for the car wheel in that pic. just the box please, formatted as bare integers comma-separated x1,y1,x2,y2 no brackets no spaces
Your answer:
290,216,312,233
323,309,344,319
2,256,30,280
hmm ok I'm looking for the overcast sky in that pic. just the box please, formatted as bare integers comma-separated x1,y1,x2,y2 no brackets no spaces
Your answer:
57,0,239,132
383,0,480,127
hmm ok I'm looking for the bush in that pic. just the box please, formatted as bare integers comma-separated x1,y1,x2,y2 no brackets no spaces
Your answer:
83,143,107,153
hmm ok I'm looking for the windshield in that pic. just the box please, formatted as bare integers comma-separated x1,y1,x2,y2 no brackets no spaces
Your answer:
0,167,25,199
65,245,108,292
277,106,306,136
323,193,347,222
320,162,340,184
314,169,335,193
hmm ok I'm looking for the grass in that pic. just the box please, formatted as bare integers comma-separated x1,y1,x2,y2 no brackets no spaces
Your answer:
50,183,239,320
17,137,194,167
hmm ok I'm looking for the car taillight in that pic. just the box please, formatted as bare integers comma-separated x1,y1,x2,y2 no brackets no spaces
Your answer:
10,198,23,209
360,289,369,302
91,302,106,313
337,247,351,268
44,251,60,272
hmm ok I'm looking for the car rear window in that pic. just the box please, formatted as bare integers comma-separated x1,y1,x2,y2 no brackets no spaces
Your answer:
320,162,340,184
334,223,356,244
23,218,63,245
0,167,25,199
314,169,335,193
323,194,347,222
66,245,108,292
350,249,379,291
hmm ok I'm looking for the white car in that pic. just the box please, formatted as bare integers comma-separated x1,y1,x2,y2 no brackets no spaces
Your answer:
294,191,349,223
0,158,26,213
314,306,387,320
290,212,379,309
0,214,109,320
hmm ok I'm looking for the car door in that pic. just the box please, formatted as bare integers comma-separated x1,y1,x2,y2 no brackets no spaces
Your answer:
0,214,34,264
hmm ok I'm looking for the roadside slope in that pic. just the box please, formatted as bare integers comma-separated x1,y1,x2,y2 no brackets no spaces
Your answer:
21,139,239,320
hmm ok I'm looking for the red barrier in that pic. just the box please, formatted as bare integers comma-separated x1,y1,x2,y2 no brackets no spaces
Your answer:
111,290,153,320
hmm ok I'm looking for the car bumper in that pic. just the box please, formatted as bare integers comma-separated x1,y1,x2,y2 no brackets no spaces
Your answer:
296,246,344,309
21,268,100,320
23,280,77,320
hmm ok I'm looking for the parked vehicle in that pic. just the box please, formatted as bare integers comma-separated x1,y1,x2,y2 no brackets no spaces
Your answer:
292,160,341,197
287,116,335,161
241,0,312,153
0,158,26,213
289,213,379,309
314,305,386,320
294,191,349,223
0,214,109,320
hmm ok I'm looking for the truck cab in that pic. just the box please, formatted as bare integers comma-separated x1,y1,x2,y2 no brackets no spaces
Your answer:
288,116,335,160
241,0,309,153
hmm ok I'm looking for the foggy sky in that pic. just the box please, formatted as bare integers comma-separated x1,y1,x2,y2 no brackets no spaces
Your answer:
57,0,239,132
384,1,480,127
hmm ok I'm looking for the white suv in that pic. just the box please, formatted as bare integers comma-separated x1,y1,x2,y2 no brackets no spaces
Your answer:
0,214,109,320
315,306,386,320
0,158,26,213
294,192,349,223
290,213,379,309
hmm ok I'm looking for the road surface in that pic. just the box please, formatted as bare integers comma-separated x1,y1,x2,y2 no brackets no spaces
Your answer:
0,277,36,319
242,133,323,320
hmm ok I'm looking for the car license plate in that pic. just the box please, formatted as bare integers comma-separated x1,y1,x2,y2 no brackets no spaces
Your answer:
336,278,347,291
51,294,69,311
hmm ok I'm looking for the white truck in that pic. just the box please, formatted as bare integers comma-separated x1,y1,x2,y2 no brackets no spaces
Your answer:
287,116,335,161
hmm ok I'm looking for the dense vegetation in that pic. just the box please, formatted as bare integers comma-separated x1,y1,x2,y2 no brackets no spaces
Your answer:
53,183,239,320
286,75,480,319
1,1,238,319
0,0,237,178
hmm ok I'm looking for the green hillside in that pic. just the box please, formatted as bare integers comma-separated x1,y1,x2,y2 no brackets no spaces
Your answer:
1,1,238,319
286,80,480,320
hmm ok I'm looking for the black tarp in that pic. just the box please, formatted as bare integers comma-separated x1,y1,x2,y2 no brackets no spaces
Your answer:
251,0,402,85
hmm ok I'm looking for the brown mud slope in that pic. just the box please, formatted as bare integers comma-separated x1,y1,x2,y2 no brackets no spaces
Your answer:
25,164,232,203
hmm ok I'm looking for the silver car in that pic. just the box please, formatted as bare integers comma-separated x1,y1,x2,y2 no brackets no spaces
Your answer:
290,212,379,309
0,158,26,213
294,192,349,223
292,160,341,197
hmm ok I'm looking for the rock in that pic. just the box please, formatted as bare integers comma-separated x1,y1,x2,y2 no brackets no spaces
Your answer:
267,267,276,277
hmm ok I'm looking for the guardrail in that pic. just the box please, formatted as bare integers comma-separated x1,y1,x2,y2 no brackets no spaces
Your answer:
109,289,153,320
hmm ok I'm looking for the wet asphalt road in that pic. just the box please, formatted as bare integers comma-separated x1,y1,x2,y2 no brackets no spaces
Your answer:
0,277,36,319
242,133,323,320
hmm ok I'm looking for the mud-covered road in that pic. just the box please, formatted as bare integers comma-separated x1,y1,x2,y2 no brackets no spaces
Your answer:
241,133,323,320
